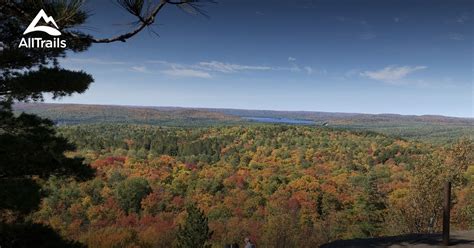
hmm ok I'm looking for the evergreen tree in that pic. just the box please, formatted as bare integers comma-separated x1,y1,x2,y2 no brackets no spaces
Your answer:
176,204,213,248
1,0,95,227
115,177,152,213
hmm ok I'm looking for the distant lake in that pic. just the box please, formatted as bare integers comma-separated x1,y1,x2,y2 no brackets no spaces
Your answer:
243,117,315,124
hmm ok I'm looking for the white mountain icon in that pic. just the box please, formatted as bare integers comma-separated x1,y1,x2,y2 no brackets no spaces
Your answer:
23,9,61,36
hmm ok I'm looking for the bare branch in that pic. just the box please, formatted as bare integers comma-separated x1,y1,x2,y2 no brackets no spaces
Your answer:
64,1,166,43
5,0,214,44
86,0,215,43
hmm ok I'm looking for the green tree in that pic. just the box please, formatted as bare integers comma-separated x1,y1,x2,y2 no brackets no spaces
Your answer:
176,204,213,248
115,177,152,213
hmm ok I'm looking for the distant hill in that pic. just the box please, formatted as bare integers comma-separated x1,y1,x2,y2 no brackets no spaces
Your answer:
14,103,473,144
203,107,472,125
13,103,241,126
205,108,473,144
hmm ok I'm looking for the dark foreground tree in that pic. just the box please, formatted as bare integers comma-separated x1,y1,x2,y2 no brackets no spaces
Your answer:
0,0,212,247
176,204,213,248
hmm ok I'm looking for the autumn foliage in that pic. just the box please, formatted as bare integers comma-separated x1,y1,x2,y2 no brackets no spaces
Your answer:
29,125,473,247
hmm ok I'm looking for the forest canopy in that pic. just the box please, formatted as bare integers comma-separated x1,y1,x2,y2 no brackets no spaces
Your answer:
27,124,474,247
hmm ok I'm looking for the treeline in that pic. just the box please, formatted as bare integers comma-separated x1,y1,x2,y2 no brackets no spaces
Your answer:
335,123,473,145
14,103,240,126
30,124,473,247
14,103,474,144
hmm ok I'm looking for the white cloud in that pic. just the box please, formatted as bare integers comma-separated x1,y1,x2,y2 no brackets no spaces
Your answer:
197,61,272,73
146,60,179,67
162,67,212,79
448,33,464,41
131,66,148,73
147,58,318,77
456,14,469,24
361,65,427,82
286,56,302,72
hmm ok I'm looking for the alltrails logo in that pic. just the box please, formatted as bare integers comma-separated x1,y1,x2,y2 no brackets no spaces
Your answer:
19,9,67,48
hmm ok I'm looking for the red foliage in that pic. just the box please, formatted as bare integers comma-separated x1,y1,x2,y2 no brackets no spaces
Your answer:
91,156,126,169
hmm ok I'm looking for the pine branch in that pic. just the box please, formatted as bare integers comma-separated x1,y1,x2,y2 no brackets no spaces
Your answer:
67,0,215,43
4,0,214,44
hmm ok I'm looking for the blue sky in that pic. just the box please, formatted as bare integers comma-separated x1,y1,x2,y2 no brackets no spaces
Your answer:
50,0,472,117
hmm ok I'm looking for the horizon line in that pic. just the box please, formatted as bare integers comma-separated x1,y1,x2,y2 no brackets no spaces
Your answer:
25,101,474,119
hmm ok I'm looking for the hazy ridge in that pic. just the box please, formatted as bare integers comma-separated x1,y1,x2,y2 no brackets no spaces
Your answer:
14,102,473,144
